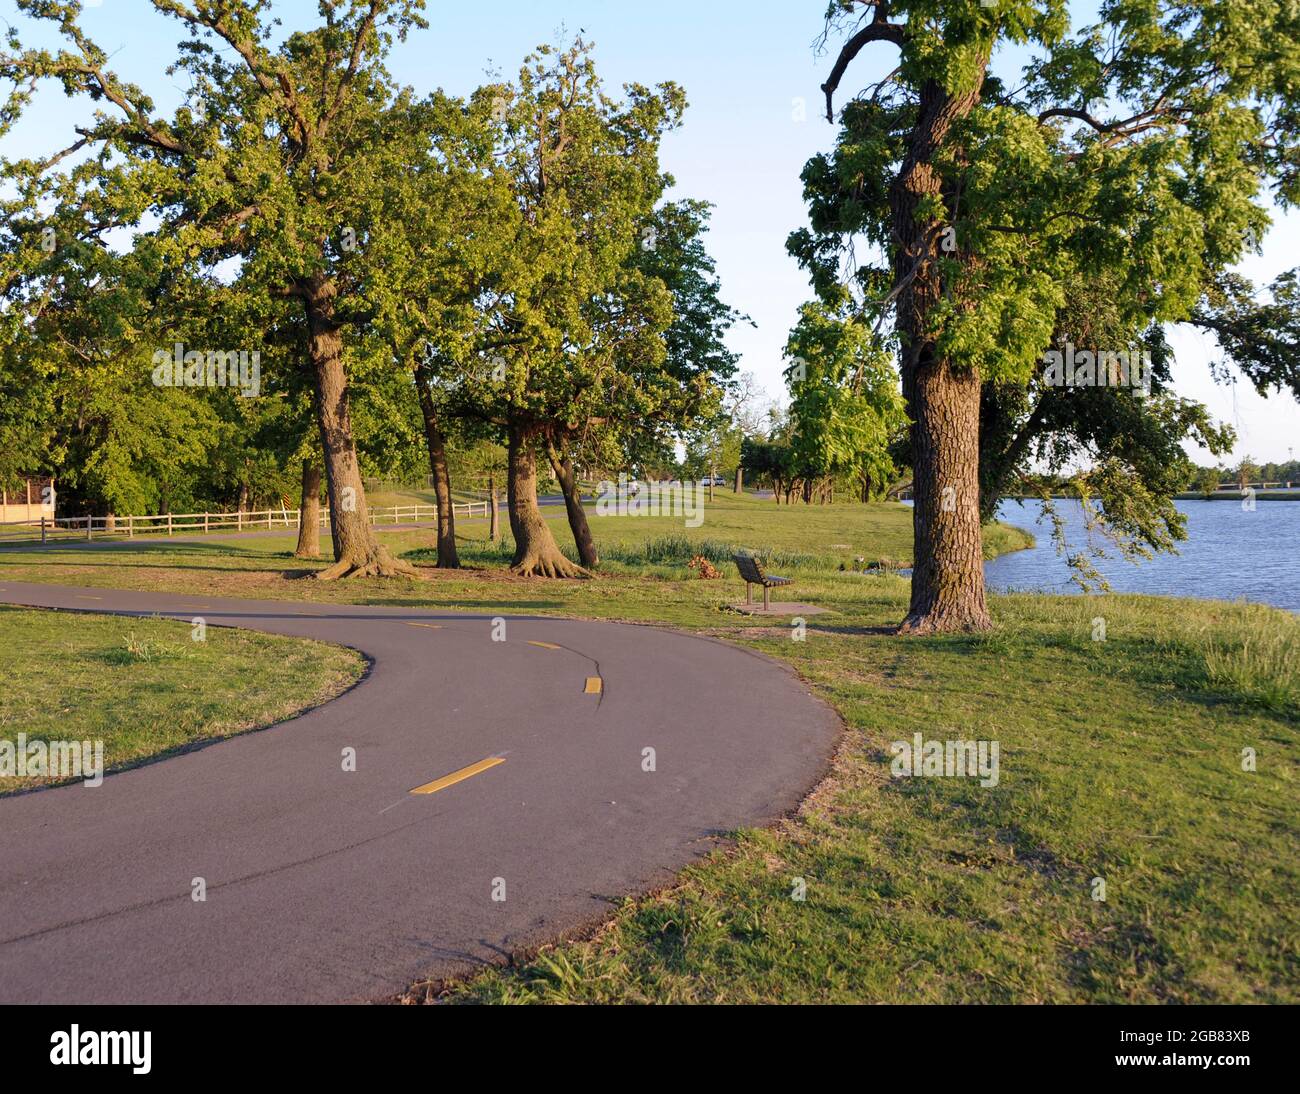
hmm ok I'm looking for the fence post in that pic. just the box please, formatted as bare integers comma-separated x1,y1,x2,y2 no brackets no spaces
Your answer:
128,515,133,539
40,515,46,544
267,510,272,529
204,512,209,533
86,515,92,541
167,513,173,536
237,510,243,532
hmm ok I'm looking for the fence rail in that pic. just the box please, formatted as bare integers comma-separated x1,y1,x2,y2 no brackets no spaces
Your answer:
0,501,492,544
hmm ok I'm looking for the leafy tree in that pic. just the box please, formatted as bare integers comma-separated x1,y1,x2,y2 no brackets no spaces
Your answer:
799,0,1300,631
445,40,686,576
784,302,906,504
1195,466,1222,498
2,0,435,577
740,435,797,503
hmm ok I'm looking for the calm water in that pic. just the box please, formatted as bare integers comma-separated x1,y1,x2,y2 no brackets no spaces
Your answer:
985,498,1300,613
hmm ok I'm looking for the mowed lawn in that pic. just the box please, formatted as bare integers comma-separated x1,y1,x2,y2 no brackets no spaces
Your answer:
0,495,1295,1002
0,607,364,793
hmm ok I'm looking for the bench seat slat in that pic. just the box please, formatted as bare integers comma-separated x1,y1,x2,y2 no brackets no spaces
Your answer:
733,553,791,587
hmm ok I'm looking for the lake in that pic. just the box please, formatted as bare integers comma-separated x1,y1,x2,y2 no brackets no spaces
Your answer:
985,498,1300,613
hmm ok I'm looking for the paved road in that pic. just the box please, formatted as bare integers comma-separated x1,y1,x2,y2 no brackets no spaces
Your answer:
0,580,838,1003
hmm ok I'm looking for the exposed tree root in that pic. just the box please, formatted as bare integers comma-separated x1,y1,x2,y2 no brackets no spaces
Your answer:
509,549,589,579
315,545,420,580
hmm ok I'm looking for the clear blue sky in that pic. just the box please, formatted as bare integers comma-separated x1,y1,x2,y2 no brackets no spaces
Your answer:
4,0,1296,463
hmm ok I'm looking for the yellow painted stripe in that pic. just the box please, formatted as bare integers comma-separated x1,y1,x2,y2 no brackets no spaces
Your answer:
584,676,603,695
410,756,504,796
75,595,102,600
404,621,442,629
527,640,561,650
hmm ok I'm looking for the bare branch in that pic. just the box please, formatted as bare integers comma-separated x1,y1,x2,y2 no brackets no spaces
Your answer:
820,7,906,122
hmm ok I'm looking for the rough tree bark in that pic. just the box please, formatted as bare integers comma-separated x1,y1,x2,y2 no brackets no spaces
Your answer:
414,366,460,569
507,423,587,577
302,277,416,579
488,472,499,542
295,458,322,558
891,75,992,633
734,466,743,493
545,433,599,568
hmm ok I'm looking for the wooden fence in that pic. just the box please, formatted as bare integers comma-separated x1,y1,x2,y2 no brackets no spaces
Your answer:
0,501,492,544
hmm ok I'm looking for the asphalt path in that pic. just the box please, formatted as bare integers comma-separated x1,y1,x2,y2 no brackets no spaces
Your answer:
0,580,839,1003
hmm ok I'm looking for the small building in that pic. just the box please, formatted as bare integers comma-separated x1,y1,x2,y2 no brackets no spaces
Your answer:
0,477,56,523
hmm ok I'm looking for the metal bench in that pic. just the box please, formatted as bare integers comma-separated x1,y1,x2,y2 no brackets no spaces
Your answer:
733,552,792,610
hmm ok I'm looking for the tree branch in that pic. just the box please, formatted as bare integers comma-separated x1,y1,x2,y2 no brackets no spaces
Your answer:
820,10,906,121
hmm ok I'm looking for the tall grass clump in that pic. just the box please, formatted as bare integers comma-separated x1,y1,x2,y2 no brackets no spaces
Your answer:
1201,609,1300,713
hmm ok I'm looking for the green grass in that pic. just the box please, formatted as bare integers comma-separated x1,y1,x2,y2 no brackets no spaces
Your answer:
0,496,1294,1003
1200,605,1300,714
367,486,487,508
0,606,365,793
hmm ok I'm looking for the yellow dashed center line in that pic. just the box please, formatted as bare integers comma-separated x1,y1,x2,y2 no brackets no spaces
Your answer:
403,621,442,629
526,640,561,649
409,756,504,796
584,676,603,695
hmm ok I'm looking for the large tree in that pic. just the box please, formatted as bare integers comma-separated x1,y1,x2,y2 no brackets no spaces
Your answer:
1,0,437,577
798,0,1300,631
447,41,687,577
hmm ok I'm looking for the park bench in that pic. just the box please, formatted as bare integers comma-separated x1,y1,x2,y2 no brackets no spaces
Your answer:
733,552,793,610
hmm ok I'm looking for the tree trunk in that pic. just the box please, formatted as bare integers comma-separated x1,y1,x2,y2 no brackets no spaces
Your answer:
546,434,599,568
488,472,499,542
734,466,743,493
303,279,415,579
237,482,249,515
295,459,322,559
708,464,715,503
900,360,989,632
414,367,459,568
891,74,992,633
507,423,587,577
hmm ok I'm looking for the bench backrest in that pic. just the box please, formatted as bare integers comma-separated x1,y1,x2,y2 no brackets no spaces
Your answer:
733,553,767,583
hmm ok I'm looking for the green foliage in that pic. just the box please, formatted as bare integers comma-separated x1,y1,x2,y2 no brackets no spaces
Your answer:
784,302,907,492
792,0,1300,579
